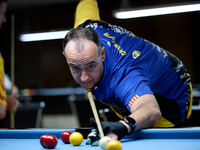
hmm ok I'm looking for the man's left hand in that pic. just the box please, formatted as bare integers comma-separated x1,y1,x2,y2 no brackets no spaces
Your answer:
6,95,19,113
90,118,128,140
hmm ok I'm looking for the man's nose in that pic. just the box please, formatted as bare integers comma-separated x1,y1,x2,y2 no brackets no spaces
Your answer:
80,71,89,82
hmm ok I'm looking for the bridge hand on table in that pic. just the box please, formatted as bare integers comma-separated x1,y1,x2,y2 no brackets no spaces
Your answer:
89,117,128,140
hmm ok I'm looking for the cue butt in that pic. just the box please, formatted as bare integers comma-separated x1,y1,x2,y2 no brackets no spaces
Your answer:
10,14,15,128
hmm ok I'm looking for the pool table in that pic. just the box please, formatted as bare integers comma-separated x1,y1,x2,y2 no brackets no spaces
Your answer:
0,127,200,150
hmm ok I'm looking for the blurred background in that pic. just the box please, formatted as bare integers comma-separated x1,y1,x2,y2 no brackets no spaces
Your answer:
0,0,200,128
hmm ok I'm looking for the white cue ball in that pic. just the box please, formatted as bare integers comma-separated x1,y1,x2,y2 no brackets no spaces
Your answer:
99,136,112,150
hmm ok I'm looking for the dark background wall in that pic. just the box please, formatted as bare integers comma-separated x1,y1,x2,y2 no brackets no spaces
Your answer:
0,0,199,89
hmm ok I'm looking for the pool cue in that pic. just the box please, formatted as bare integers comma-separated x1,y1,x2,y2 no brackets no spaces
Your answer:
10,14,15,128
87,89,104,138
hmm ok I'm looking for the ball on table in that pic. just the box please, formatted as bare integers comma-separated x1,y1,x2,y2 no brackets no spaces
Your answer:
40,134,49,148
61,131,72,144
106,140,122,150
99,136,112,150
69,132,83,146
86,132,100,146
40,134,58,149
44,135,58,149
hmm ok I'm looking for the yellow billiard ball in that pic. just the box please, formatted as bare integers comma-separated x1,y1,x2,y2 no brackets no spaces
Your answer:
69,132,83,146
106,140,122,150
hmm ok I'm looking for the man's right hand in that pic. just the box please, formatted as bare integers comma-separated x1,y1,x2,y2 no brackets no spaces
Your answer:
6,95,19,113
0,104,6,120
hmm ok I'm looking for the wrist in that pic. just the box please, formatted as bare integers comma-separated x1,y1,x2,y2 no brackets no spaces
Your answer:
121,117,137,135
119,120,132,134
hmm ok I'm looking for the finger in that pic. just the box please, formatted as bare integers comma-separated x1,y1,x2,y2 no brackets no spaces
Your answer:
13,99,19,113
13,94,19,98
106,132,118,140
9,99,19,113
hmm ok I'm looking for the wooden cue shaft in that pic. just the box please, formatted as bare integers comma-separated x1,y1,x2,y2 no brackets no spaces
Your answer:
10,14,15,128
87,89,104,138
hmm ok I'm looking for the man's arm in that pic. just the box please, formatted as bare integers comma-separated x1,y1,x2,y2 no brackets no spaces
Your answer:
105,94,161,140
0,95,19,120
120,94,161,133
91,94,161,140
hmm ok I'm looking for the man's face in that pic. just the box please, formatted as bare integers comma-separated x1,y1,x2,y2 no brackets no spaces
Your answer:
64,38,105,89
0,2,7,29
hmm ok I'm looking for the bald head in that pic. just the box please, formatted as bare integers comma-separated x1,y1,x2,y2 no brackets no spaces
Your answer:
63,28,102,56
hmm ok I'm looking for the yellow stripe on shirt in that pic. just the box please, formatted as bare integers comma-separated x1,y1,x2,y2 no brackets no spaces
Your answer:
0,54,7,106
187,81,193,119
154,116,175,127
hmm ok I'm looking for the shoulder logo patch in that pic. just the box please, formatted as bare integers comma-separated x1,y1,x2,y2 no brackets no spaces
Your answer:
132,51,140,59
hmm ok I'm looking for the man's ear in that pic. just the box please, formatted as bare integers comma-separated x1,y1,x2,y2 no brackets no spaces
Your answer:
62,51,67,59
101,47,106,62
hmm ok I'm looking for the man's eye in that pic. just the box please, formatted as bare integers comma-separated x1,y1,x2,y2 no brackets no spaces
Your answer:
73,67,78,70
88,65,93,69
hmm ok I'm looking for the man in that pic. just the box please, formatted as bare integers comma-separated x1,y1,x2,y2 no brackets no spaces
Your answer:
63,0,193,140
0,0,19,127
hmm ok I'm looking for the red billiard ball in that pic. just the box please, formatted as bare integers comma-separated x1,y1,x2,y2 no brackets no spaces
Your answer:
44,135,58,149
41,135,58,149
61,131,72,144
40,134,49,148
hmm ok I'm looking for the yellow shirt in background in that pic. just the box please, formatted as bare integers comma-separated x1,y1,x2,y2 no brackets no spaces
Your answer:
0,54,7,106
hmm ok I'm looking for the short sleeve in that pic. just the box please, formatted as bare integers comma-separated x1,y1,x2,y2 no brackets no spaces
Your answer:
114,69,153,112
